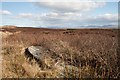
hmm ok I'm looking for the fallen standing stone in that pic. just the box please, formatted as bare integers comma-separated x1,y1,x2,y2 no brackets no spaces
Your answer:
28,46,43,60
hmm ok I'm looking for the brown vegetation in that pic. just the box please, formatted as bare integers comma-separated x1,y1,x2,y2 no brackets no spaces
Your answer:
1,26,119,78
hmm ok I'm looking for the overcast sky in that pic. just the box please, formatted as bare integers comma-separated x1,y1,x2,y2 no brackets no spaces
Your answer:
0,0,118,28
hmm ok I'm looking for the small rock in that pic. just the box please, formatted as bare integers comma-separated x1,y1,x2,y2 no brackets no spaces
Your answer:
28,46,43,59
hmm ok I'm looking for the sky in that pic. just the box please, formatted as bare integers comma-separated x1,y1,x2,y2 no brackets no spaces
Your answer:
0,0,119,28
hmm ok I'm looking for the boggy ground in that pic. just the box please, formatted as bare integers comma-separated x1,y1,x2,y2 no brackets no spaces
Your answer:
1,26,120,78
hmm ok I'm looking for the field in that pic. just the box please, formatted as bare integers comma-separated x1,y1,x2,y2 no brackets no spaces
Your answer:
1,26,120,78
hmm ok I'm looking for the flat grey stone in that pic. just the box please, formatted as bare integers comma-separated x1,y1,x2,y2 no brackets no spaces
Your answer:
28,46,43,59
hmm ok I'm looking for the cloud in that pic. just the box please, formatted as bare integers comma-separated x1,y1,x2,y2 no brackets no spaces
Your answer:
0,10,11,15
17,13,33,18
5,1,116,28
14,1,116,28
84,13,118,24
33,0,114,28
97,13,118,21
33,12,81,27
33,12,118,28
40,12,81,21
36,0,106,13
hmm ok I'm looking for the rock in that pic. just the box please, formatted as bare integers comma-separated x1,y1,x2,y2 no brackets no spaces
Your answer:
26,46,62,69
28,46,43,59
26,46,53,69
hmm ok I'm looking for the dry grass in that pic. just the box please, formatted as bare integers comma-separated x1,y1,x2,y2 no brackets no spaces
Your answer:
1,27,119,78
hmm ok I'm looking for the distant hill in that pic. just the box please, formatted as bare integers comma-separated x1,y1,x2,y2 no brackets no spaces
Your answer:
1,25,17,29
